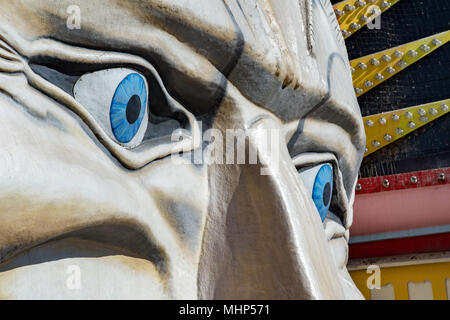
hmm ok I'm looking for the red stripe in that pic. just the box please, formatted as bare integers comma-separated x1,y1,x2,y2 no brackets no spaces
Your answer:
348,232,450,259
351,184,450,236
356,167,449,195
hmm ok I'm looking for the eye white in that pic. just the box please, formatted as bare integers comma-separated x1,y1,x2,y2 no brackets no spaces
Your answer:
73,68,148,148
298,164,324,196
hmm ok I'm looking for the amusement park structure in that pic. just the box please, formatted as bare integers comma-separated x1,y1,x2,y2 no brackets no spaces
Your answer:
333,0,450,299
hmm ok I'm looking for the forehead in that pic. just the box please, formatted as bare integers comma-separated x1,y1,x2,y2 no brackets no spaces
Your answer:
1,0,349,119
0,0,364,200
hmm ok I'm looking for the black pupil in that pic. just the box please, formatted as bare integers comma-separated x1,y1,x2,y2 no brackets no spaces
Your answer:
126,95,141,124
322,182,331,207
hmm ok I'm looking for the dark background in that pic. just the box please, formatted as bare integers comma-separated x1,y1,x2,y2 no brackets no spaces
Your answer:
331,0,450,177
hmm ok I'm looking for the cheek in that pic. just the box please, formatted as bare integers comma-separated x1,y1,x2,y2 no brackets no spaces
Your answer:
328,236,349,270
0,91,135,207
0,93,146,248
0,92,203,298
137,156,209,254
0,239,169,299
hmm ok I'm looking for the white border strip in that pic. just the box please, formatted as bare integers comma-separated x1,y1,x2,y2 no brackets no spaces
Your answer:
349,224,450,244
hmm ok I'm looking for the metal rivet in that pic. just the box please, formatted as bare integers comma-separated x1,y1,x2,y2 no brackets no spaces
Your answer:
342,30,351,37
345,4,356,11
397,60,407,68
356,0,366,7
418,108,426,116
375,73,384,81
408,121,416,129
370,58,380,66
384,134,392,141
392,114,399,121
382,179,390,188
378,117,387,125
358,62,367,70
381,1,390,8
386,66,396,74
350,22,361,30
393,50,403,58
356,183,362,191
432,38,442,46
365,80,374,87
366,119,374,127
372,140,381,147
429,108,438,115
410,176,418,184
382,54,391,62
420,44,430,52
438,173,445,182
335,9,345,17
405,111,413,119
408,50,418,57
355,87,363,94
441,104,449,112
360,15,368,22
420,116,428,122
350,66,355,73
396,128,404,135
364,147,368,153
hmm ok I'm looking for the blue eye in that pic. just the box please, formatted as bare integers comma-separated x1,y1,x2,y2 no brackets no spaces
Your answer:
312,164,333,221
110,73,147,143
298,163,333,222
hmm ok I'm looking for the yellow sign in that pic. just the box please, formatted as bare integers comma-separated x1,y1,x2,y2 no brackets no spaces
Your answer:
350,261,450,300
334,0,400,39
362,99,449,157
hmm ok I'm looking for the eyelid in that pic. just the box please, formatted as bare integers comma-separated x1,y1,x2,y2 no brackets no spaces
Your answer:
293,152,350,228
292,152,337,168
21,39,201,169
297,163,329,188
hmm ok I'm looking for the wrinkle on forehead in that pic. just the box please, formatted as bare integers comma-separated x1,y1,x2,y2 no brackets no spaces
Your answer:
1,0,363,163
0,0,233,115
1,0,333,119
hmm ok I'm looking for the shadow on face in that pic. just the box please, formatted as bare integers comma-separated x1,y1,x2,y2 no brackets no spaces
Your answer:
0,0,364,299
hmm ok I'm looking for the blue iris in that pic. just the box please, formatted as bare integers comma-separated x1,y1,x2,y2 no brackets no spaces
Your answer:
110,73,147,143
312,164,333,222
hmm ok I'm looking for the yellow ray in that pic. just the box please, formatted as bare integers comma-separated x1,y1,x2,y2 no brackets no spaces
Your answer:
334,0,399,39
351,30,450,97
363,99,449,157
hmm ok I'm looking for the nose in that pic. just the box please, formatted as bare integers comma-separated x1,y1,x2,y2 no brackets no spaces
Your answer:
198,114,346,299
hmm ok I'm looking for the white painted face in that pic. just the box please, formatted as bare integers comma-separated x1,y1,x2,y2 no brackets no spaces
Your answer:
0,0,364,299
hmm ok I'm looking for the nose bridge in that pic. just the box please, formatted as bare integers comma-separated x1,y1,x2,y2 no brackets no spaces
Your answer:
245,118,346,298
198,113,346,299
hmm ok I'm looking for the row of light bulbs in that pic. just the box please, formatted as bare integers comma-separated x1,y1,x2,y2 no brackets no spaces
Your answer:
352,38,442,95
364,104,448,152
356,172,446,191
335,0,391,17
335,0,394,38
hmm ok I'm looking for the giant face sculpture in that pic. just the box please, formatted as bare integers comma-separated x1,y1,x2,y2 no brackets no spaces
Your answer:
0,0,365,299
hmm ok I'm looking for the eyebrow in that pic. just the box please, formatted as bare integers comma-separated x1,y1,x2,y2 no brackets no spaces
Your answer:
299,51,365,149
303,52,348,117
